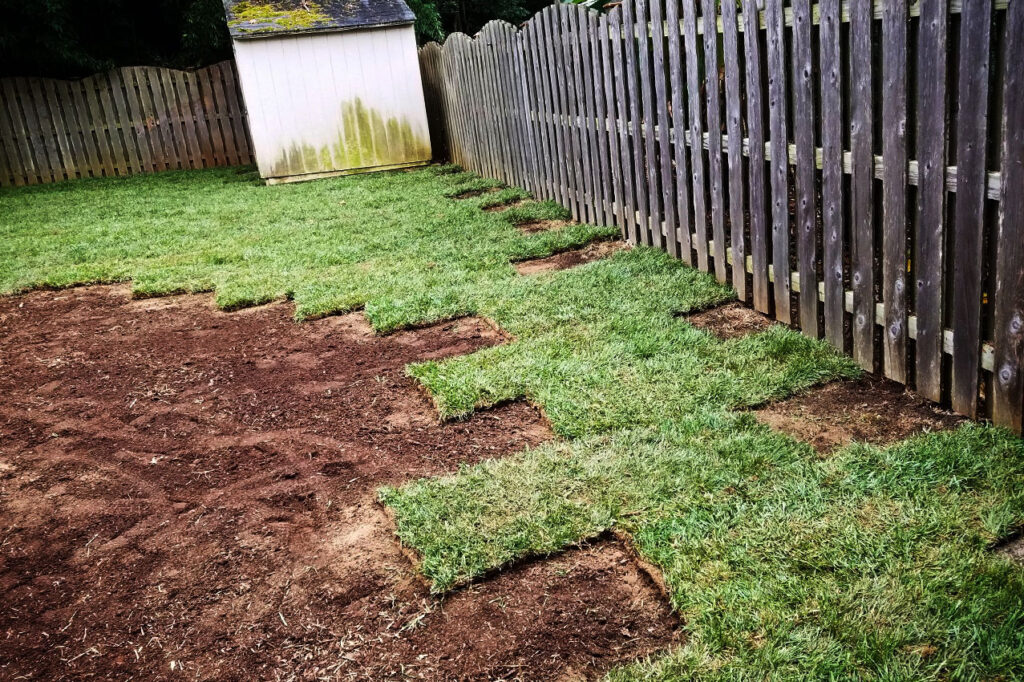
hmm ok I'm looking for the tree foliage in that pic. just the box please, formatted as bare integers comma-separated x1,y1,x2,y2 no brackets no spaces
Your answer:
0,0,552,79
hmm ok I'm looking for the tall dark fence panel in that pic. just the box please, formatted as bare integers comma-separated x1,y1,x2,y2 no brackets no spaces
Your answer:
419,0,1023,434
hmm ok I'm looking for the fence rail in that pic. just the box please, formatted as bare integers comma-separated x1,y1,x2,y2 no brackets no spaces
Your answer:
419,0,1024,434
0,61,253,187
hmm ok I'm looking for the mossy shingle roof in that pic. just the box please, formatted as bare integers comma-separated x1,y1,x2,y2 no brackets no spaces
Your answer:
225,0,415,39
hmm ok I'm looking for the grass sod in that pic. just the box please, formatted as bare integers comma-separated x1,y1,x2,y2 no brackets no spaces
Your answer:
0,165,616,328
381,420,1024,680
4,165,1022,678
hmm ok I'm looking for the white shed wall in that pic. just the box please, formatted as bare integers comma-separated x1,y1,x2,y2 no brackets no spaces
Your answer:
233,25,431,180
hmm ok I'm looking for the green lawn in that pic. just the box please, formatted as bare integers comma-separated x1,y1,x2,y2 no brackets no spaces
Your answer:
4,166,1023,680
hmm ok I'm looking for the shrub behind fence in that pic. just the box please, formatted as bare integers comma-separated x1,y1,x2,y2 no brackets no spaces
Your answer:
0,60,253,187
418,0,1024,434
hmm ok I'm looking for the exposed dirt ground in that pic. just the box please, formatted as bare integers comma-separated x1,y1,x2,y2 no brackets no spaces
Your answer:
514,219,574,234
754,376,963,454
683,302,778,339
0,286,678,681
514,241,628,275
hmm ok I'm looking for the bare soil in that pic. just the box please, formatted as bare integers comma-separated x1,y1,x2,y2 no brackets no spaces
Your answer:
451,187,501,199
0,285,678,680
683,302,778,339
483,199,526,213
1000,535,1024,565
754,376,963,454
515,241,628,275
514,219,574,234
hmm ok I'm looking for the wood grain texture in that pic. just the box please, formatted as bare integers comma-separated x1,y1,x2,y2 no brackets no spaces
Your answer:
765,0,791,324
850,0,875,370
792,0,819,337
721,0,746,300
741,0,770,313
702,0,728,282
681,0,710,270
819,0,844,350
951,0,992,417
666,0,693,264
991,0,1024,433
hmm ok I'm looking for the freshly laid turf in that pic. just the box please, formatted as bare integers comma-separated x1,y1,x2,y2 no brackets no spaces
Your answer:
0,166,614,327
4,166,1022,680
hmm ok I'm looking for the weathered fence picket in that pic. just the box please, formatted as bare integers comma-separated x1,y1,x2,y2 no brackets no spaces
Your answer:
417,0,1024,434
0,61,252,186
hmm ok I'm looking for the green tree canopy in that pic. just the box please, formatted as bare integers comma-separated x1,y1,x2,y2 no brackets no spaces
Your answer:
0,0,552,79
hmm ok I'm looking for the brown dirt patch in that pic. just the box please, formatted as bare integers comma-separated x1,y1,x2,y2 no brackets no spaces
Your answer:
999,535,1024,565
753,376,963,454
482,199,526,212
451,187,500,199
515,240,627,275
361,539,679,679
0,285,675,680
683,302,778,339
515,218,574,234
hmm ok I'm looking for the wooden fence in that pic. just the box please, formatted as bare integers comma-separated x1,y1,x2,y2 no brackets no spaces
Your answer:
0,60,253,187
418,0,1024,434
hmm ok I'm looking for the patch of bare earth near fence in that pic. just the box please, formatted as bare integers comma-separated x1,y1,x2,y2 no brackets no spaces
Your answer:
0,285,677,680
754,375,963,454
683,302,778,339
515,240,628,275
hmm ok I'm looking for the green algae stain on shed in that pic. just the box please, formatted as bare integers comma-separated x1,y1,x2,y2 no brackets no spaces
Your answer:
228,1,331,34
270,98,431,178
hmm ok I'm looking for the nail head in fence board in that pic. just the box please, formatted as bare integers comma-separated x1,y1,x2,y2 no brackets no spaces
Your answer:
612,12,639,240
850,0,875,370
820,0,844,350
667,0,694,264
618,0,643,241
651,0,677,255
682,0,709,270
702,0,728,282
951,0,993,418
721,0,746,299
637,0,662,247
881,0,908,382
792,0,819,337
992,0,1024,433
917,0,946,399
764,0,791,324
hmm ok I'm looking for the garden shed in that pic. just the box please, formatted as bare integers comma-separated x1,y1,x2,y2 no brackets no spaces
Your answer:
224,0,432,183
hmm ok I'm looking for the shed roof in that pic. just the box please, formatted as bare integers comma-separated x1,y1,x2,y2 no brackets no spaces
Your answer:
224,0,415,40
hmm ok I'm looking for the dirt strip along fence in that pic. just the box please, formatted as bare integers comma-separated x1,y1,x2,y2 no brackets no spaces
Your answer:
0,60,253,187
418,0,1024,434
